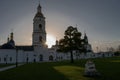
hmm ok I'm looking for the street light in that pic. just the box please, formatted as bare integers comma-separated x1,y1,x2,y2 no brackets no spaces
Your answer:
16,49,18,67
6,55,8,64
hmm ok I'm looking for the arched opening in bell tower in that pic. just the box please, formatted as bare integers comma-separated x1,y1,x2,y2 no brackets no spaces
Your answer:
39,36,42,42
39,24,42,31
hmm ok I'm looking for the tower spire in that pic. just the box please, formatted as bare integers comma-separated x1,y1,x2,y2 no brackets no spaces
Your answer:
10,28,14,40
10,32,14,40
34,1,44,18
7,35,9,42
55,37,59,46
37,1,42,13
84,30,87,39
84,31,88,44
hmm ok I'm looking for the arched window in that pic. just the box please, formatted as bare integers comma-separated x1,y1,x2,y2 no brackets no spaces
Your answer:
33,59,36,62
39,55,43,61
4,58,6,61
39,24,42,30
26,57,29,63
49,55,53,61
10,57,12,62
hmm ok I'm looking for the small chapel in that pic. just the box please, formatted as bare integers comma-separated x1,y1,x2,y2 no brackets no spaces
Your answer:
0,3,93,64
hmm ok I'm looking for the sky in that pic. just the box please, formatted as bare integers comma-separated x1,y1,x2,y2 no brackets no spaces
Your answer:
0,0,120,52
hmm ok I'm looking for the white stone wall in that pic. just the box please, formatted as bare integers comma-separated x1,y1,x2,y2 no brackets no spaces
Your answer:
0,48,114,64
17,50,25,63
0,49,16,64
24,51,35,63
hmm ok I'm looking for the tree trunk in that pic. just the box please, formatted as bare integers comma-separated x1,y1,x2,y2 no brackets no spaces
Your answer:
70,50,74,63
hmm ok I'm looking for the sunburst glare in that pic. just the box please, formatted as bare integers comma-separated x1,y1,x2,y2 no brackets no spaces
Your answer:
46,34,56,48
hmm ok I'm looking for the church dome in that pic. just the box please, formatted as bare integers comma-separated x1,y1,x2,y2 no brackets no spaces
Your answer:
8,39,15,47
1,32,15,49
1,40,15,49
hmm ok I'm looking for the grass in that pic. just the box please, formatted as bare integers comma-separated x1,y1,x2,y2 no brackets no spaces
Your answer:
0,57,119,80
0,64,14,68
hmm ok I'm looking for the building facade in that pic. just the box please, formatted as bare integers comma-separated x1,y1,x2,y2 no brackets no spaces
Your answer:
0,4,113,64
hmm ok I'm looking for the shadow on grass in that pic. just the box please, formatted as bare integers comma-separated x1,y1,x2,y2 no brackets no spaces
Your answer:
0,57,119,80
0,63,69,80
0,62,97,80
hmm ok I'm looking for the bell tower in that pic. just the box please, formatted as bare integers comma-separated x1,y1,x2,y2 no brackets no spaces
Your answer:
32,3,46,47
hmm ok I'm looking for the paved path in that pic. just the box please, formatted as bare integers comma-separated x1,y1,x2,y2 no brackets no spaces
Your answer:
0,64,24,72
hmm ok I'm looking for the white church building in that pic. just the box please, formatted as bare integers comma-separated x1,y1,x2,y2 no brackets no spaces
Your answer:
0,4,113,64
0,4,53,64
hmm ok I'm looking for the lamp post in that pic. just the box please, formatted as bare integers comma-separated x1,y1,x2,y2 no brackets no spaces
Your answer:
16,49,18,67
6,55,8,64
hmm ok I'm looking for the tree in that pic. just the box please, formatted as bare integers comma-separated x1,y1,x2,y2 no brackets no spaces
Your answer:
118,45,120,51
114,45,120,56
58,26,82,63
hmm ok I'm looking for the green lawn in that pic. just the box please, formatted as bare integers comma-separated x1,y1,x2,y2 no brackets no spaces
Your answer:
0,57,120,80
0,64,14,68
